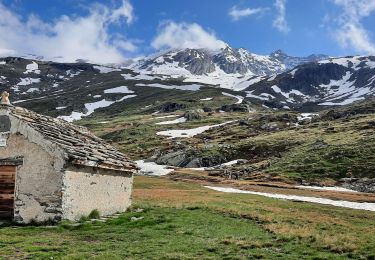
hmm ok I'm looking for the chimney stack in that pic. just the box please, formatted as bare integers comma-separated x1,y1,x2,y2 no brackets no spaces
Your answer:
1,91,11,106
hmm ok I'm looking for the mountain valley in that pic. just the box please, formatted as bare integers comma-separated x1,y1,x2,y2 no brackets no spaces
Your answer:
0,46,373,193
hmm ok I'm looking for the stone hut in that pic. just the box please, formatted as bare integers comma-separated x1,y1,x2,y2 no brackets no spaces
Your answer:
0,94,137,223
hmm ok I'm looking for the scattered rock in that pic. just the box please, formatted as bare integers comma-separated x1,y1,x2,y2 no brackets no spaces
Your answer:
311,139,328,149
325,126,335,133
203,107,213,112
239,119,252,126
261,122,279,130
339,178,375,193
131,216,144,221
69,223,82,227
368,120,375,128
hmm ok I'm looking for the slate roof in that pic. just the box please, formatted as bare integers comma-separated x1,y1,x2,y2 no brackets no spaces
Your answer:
4,105,137,174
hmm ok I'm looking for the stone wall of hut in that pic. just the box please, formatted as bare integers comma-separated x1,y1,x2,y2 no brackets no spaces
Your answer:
0,134,64,223
62,166,133,221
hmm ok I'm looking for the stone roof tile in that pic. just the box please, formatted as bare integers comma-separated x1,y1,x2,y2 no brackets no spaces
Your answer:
6,105,137,174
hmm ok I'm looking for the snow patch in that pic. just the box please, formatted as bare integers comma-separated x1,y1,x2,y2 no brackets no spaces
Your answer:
136,83,201,91
94,65,121,73
24,61,40,74
297,113,318,121
271,85,308,103
156,120,236,138
58,95,136,122
17,78,41,86
267,75,277,81
319,97,366,106
26,87,38,93
290,68,298,77
121,73,161,81
318,57,362,70
296,185,358,193
222,92,243,104
318,71,373,105
205,186,375,212
66,70,81,78
191,159,245,171
246,91,269,101
104,86,134,94
155,117,187,125
153,115,178,119
136,160,174,176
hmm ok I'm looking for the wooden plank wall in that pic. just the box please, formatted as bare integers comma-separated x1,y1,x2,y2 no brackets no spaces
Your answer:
0,165,16,219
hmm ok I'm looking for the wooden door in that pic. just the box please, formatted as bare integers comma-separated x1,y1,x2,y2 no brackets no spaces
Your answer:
0,165,16,219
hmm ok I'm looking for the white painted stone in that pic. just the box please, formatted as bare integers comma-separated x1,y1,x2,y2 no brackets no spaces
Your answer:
62,166,133,221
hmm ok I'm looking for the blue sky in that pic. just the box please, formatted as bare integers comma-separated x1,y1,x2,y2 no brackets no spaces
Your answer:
0,0,375,63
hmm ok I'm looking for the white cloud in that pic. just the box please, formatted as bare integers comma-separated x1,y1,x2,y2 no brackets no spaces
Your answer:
273,0,290,34
0,48,16,56
109,0,135,25
151,21,226,51
333,0,375,54
229,6,267,21
0,0,136,63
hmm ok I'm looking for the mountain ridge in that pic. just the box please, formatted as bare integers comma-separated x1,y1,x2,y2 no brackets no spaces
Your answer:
126,45,328,77
0,52,374,121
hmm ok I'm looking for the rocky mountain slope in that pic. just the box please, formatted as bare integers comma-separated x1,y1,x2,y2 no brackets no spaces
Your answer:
128,45,328,76
269,50,328,70
0,56,220,120
244,56,375,110
0,54,374,121
79,96,375,192
126,45,328,89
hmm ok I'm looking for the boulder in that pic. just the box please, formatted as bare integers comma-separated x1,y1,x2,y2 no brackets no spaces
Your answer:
155,150,193,167
184,109,204,121
203,107,213,113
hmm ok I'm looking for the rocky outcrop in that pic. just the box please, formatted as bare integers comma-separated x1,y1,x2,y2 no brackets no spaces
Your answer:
245,56,375,110
183,109,203,121
340,178,375,193
220,104,250,112
154,150,194,167
159,102,187,113
153,149,227,168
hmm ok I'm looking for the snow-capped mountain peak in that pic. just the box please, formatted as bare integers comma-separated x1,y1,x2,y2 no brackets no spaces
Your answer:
270,49,329,70
125,44,328,89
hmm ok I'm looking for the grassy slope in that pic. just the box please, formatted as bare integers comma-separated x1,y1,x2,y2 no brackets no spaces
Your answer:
81,103,375,181
1,176,374,259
